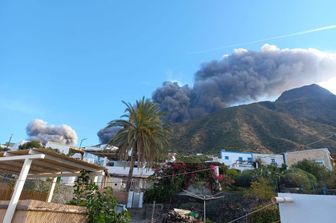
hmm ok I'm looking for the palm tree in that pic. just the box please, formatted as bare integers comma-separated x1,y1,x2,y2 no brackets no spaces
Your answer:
106,97,170,191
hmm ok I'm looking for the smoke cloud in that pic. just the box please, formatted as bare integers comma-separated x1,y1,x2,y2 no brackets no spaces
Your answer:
97,126,122,144
26,119,78,145
153,44,336,122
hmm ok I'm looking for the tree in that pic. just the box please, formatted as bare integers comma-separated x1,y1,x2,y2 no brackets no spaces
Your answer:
18,141,42,150
293,159,330,184
106,97,170,191
246,177,275,201
0,146,9,151
280,168,317,193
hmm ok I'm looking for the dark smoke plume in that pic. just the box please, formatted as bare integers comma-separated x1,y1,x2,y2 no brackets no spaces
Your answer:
97,126,122,144
26,119,78,145
153,44,336,122
152,81,192,122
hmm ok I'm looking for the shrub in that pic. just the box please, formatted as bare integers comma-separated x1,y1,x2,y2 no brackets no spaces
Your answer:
226,169,241,182
69,171,130,223
245,177,275,201
280,168,317,193
87,187,130,223
248,205,280,223
234,170,254,187
19,141,42,150
293,159,330,184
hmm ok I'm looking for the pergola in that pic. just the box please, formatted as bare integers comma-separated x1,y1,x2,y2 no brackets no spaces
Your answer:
0,148,106,223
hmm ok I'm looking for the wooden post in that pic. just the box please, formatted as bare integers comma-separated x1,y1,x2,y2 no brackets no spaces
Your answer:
47,177,57,203
203,197,206,223
151,200,156,223
3,158,32,223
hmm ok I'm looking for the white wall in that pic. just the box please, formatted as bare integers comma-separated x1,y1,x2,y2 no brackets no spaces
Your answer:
220,150,253,166
82,152,106,166
107,177,124,191
45,141,70,154
277,193,336,223
252,153,284,167
106,166,154,177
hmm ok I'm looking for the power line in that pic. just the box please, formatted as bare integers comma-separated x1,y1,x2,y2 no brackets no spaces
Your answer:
157,168,213,179
227,202,276,223
304,133,336,148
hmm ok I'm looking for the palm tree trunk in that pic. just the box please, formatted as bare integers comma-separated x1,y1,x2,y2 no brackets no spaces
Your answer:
126,148,136,192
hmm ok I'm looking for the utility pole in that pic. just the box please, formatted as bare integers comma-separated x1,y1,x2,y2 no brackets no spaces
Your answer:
151,200,156,223
203,197,206,223
6,134,13,150
79,138,88,148
303,133,336,149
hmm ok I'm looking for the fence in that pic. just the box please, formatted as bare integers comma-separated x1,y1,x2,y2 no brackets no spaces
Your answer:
0,174,73,203
0,189,48,201
104,176,152,192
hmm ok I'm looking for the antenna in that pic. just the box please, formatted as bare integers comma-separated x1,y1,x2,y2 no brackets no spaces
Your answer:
6,134,13,150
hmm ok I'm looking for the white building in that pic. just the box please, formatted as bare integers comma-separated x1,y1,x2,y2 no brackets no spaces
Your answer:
220,150,253,171
45,141,71,154
252,153,285,167
105,160,154,191
83,145,154,191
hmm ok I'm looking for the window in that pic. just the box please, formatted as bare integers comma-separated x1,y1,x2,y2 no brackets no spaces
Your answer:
225,156,229,160
314,160,324,166
106,161,114,167
247,157,252,164
271,158,276,163
238,157,243,163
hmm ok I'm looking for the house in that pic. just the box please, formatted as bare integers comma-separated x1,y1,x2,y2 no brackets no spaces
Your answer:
45,141,71,154
252,153,285,167
284,148,333,170
83,145,154,192
220,150,253,171
105,160,154,191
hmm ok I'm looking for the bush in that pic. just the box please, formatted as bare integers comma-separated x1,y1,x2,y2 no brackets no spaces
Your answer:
87,187,130,223
19,141,42,150
226,169,241,182
0,146,9,151
69,171,130,223
234,170,254,187
245,177,275,201
176,154,210,164
293,159,330,184
280,168,317,193
248,205,280,223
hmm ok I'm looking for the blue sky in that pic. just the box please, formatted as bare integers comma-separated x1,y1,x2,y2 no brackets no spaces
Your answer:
1,0,336,146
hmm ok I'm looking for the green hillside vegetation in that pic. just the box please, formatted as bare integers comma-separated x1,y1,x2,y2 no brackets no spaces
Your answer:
169,84,336,153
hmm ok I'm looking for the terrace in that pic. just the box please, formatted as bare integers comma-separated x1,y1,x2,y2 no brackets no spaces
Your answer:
0,148,106,223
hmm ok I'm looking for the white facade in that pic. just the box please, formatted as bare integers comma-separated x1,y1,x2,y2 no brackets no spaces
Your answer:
252,153,285,167
220,150,253,171
105,160,154,178
81,147,154,191
45,141,70,154
277,193,336,223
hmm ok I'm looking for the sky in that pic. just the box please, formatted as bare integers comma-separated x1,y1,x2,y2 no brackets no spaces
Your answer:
1,0,336,146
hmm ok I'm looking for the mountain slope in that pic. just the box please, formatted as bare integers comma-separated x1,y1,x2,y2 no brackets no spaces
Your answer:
169,84,336,154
